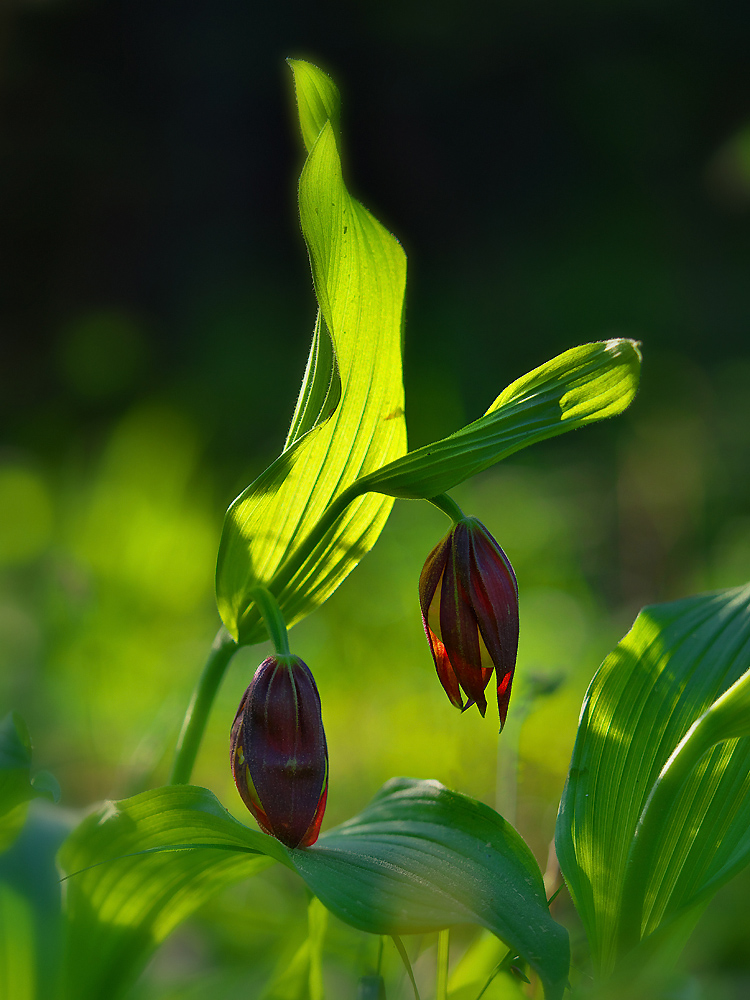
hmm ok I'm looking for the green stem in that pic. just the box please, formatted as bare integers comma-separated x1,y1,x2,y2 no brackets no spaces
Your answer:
474,951,519,1000
249,586,290,655
427,493,465,524
392,936,421,1000
436,929,450,1000
170,626,238,784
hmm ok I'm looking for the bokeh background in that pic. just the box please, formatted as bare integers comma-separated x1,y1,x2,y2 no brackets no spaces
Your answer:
2,0,750,996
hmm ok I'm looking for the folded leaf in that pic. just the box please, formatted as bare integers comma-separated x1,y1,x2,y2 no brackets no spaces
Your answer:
57,785,288,1000
289,58,341,154
294,778,569,1000
356,339,641,500
556,583,750,979
216,61,407,645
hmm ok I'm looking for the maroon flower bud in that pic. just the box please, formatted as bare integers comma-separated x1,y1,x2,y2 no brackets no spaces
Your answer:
230,655,328,849
419,517,519,727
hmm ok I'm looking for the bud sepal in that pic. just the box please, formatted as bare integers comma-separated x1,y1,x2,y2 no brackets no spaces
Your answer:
230,654,328,849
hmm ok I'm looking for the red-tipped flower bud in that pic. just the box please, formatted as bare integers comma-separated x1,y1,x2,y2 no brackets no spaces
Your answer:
230,655,328,849
419,517,519,728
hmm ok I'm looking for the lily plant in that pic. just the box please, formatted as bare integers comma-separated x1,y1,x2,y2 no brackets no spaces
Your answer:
2,60,750,1000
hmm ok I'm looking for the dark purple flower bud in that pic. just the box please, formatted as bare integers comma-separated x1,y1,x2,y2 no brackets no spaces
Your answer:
230,655,328,849
419,517,519,728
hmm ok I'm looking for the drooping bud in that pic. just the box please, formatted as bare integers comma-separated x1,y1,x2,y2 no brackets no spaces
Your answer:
230,655,328,849
419,517,519,727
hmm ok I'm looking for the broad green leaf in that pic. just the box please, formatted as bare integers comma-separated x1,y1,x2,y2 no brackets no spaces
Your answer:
556,583,750,979
59,779,567,1000
294,778,569,1000
216,61,407,645
58,785,289,1000
0,881,35,1000
0,711,59,854
355,339,641,500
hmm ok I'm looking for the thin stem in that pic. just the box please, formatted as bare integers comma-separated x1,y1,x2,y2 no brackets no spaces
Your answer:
249,586,290,655
427,493,465,524
169,626,238,785
436,929,450,1000
392,936,421,1000
474,951,519,1000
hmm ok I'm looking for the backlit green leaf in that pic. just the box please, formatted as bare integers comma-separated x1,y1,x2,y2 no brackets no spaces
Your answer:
556,583,750,979
216,61,407,645
57,785,288,1000
355,339,641,499
289,58,341,155
294,778,569,1000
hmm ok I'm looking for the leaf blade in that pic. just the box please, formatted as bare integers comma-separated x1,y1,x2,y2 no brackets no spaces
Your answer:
58,785,289,1000
216,66,407,645
556,583,750,977
293,778,569,1000
356,339,641,500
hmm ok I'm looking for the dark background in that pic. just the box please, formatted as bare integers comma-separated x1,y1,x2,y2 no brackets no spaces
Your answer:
4,0,749,470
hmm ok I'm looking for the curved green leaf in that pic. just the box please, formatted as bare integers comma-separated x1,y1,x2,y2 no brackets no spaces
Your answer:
216,61,407,645
356,339,641,500
57,785,289,1000
556,583,750,979
294,778,569,1000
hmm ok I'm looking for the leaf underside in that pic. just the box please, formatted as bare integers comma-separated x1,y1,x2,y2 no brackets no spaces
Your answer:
295,777,569,1000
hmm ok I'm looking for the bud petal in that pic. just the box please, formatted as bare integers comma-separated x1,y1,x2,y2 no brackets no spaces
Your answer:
419,517,519,727
230,655,328,848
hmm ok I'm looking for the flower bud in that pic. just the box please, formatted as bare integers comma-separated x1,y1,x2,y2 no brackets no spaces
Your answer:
230,655,328,848
419,517,519,727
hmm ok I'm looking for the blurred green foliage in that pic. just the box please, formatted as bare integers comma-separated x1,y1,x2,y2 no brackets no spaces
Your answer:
2,0,750,995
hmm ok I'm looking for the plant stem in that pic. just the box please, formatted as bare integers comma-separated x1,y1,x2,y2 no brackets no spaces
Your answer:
169,626,238,785
392,936,421,1000
249,586,290,655
436,929,450,1000
474,951,519,1000
427,493,465,524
